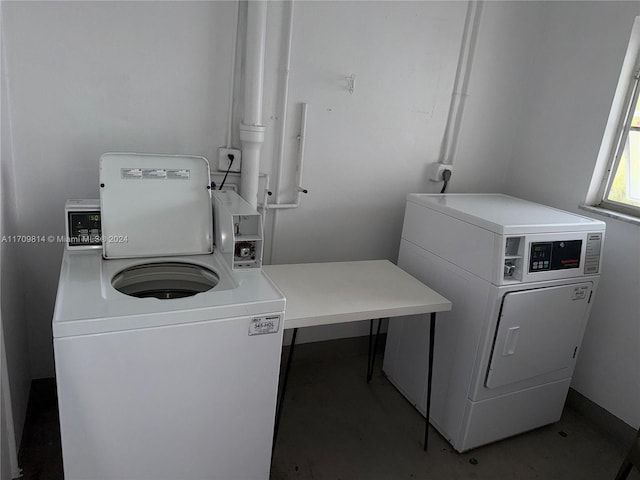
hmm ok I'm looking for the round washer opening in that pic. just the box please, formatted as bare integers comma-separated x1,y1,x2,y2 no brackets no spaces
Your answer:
112,262,220,300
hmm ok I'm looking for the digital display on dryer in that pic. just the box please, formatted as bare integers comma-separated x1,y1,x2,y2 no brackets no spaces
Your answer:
529,240,581,272
530,242,551,271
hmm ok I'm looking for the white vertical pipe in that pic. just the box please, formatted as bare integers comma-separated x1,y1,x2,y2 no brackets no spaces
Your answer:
242,1,266,124
271,0,295,205
225,1,241,148
239,123,264,208
268,0,295,264
439,0,483,165
240,0,268,208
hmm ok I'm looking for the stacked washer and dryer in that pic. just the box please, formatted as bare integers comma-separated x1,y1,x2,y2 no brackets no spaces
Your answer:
384,194,605,452
53,153,285,479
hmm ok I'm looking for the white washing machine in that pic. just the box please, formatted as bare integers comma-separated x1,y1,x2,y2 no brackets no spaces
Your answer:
53,153,285,479
383,194,605,452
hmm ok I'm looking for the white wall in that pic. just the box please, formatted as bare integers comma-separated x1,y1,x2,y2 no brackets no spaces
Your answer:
452,1,545,193
502,1,640,429
2,1,237,377
0,6,30,469
264,1,467,265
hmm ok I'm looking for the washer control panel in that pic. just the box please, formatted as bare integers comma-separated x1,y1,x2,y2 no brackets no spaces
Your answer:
65,200,102,249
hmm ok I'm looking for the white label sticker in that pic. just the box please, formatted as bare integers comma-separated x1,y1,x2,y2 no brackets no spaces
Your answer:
572,286,589,300
248,315,281,336
121,168,188,180
584,232,602,274
121,168,143,179
167,169,190,180
141,168,167,179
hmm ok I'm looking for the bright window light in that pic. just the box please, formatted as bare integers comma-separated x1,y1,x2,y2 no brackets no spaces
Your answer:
603,80,640,212
587,16,640,220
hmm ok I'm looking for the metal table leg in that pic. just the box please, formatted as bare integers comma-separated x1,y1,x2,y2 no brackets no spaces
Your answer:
273,327,298,454
424,312,436,451
367,318,383,383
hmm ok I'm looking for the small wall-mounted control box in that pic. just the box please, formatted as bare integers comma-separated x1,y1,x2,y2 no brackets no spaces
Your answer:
212,190,262,270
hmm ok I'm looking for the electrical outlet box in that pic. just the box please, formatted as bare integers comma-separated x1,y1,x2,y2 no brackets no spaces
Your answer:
427,162,453,182
218,148,241,172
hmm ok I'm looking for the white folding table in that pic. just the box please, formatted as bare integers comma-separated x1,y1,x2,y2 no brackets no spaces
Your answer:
264,260,451,451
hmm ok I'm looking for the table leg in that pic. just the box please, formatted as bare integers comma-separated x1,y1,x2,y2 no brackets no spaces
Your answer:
424,312,436,452
367,318,383,383
273,327,298,454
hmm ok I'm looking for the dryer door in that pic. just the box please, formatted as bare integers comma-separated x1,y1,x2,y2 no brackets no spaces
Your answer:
485,282,592,389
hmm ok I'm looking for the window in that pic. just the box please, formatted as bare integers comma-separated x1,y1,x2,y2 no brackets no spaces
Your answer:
601,72,640,215
587,17,640,221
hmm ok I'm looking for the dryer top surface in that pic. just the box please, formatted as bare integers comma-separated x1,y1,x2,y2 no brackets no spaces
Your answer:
407,194,605,235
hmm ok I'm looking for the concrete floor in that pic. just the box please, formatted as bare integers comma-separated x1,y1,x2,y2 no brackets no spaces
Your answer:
17,336,638,480
270,337,638,480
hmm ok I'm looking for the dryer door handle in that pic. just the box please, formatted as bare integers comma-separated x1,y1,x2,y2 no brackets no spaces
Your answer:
503,326,520,355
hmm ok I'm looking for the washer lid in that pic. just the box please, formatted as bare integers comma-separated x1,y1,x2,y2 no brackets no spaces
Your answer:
99,153,213,259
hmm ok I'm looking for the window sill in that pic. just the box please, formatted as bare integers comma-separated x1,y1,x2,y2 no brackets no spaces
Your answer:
579,204,640,227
